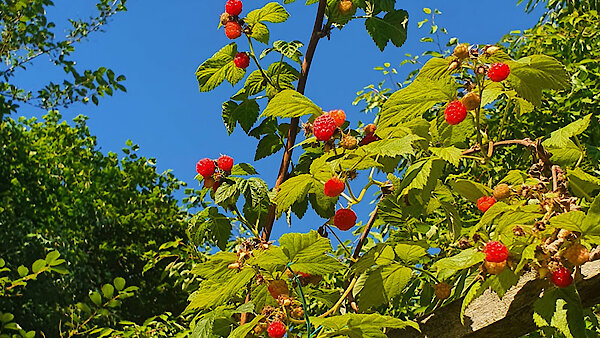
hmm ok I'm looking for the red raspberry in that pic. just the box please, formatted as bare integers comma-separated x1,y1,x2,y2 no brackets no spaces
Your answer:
196,158,215,177
268,320,286,338
312,114,337,141
324,177,345,197
477,196,496,213
233,52,250,69
327,109,346,127
551,267,573,288
488,63,510,82
225,21,242,39
334,208,357,231
225,0,242,16
217,155,234,172
444,100,467,125
484,241,509,263
364,124,377,135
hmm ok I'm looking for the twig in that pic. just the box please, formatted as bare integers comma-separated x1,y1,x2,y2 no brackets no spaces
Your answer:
352,204,380,261
461,138,536,156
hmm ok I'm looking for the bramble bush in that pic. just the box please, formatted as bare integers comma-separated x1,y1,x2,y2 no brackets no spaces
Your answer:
184,0,600,337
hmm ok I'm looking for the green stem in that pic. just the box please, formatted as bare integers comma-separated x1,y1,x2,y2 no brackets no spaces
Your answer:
325,225,354,258
498,99,512,139
412,266,440,283
573,135,585,168
245,35,277,90
286,264,312,336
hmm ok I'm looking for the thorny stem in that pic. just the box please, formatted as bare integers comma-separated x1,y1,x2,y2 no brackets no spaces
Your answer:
474,75,486,161
262,0,328,241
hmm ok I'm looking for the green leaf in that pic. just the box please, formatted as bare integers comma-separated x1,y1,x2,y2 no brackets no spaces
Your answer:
231,163,258,176
187,268,255,310
261,40,304,64
113,277,126,291
481,268,519,298
543,114,591,148
254,134,284,160
274,174,314,216
364,10,409,51
400,158,445,196
433,248,485,279
548,211,586,233
449,179,493,203
461,282,481,325
196,43,245,92
90,291,102,306
310,312,419,332
228,315,265,338
360,135,419,157
533,287,586,338
279,231,344,275
102,284,115,299
430,146,462,166
17,265,28,277
31,259,46,273
261,89,322,118
394,244,427,264
567,168,600,200
379,77,455,128
246,2,290,24
45,251,60,265
223,99,261,135
507,55,570,106
358,264,413,309
582,195,600,236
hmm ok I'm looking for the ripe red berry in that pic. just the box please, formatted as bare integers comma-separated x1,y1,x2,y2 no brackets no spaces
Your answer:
364,124,377,135
313,114,337,141
484,241,509,263
324,177,345,197
225,21,242,39
477,196,496,213
551,267,573,288
225,0,243,16
217,155,234,172
233,52,250,69
196,158,215,177
488,63,510,82
268,320,287,338
334,208,357,231
328,109,346,127
444,100,468,125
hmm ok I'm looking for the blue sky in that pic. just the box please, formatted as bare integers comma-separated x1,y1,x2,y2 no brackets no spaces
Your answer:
15,1,545,242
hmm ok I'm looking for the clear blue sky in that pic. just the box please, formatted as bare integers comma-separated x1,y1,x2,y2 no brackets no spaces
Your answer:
15,1,545,242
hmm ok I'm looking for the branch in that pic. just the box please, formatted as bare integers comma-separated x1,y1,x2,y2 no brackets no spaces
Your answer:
461,138,537,156
261,0,328,241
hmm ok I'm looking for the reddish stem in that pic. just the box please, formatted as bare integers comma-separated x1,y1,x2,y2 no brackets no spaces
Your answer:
261,0,328,241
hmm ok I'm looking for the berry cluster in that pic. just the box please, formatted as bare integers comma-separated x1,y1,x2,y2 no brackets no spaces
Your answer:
195,155,234,191
443,44,511,126
220,0,252,69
